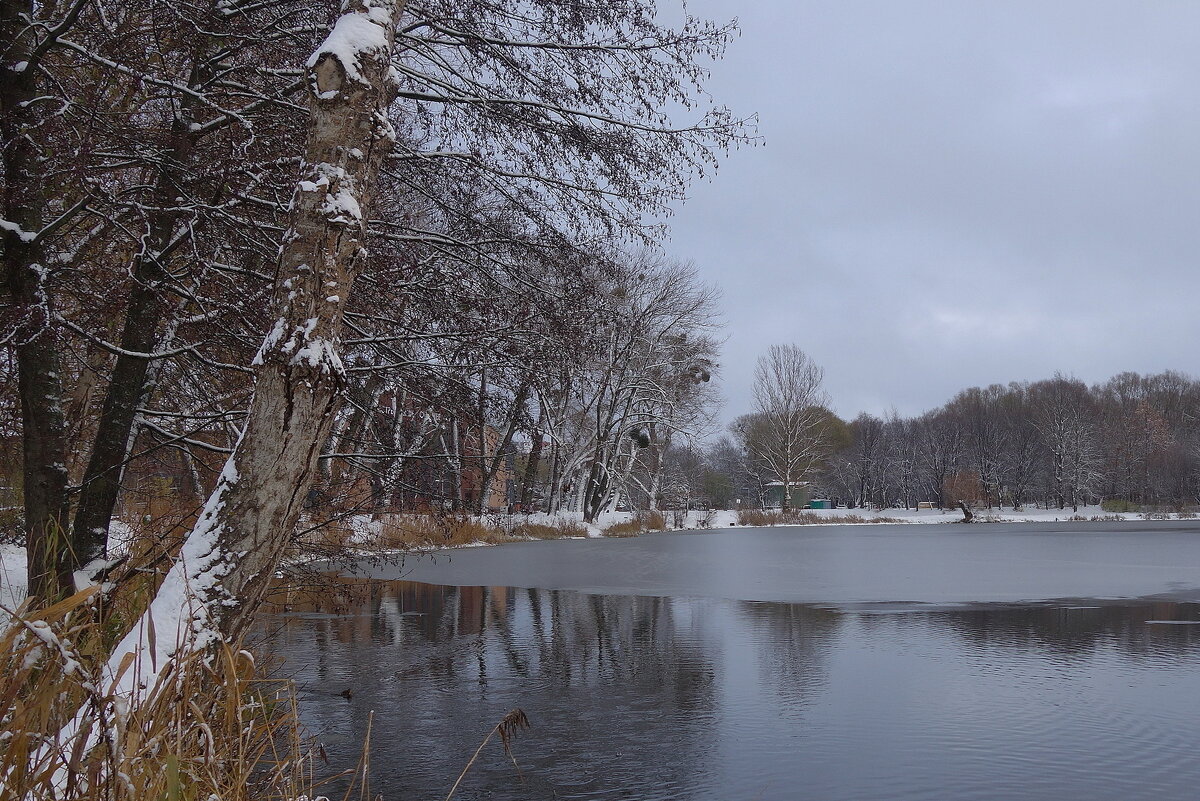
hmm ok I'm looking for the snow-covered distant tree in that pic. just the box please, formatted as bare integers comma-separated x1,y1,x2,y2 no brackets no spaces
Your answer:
847,413,884,507
993,383,1040,510
534,255,719,522
944,385,1009,508
1030,375,1095,511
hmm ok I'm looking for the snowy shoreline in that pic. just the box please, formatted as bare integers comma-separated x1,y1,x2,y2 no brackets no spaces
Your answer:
0,505,1186,608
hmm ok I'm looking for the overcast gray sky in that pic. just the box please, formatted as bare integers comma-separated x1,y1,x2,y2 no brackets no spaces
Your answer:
665,0,1200,425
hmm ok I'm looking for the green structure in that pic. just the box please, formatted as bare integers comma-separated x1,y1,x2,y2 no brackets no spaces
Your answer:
763,482,810,509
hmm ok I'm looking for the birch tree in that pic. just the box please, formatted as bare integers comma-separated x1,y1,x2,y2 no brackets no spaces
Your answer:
106,0,407,685
748,344,828,513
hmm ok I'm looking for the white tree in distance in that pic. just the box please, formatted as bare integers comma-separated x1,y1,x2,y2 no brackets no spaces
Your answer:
750,344,829,513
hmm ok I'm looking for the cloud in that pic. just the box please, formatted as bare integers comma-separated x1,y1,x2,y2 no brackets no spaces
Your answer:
664,0,1200,423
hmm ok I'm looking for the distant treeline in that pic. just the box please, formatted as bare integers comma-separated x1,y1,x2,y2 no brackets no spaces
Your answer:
665,371,1200,513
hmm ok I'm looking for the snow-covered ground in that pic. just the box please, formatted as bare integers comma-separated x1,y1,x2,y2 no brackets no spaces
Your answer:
1,544,27,610
490,505,1147,532
727,505,1147,525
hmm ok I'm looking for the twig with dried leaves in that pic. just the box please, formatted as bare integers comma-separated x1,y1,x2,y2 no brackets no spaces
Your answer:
444,708,532,801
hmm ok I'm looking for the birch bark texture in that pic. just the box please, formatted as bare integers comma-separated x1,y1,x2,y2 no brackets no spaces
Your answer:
106,0,406,686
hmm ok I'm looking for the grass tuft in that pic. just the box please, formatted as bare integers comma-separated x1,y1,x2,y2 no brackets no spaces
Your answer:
602,511,668,538
737,510,907,526
0,589,347,801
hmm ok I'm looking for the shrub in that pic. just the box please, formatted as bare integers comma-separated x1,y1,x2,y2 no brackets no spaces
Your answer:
509,521,587,540
736,510,907,526
602,519,646,537
642,511,667,531
1101,499,1141,513
737,509,775,526
600,511,670,537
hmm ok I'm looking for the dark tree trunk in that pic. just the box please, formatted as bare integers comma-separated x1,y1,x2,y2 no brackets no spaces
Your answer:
520,423,544,511
478,380,529,514
2,0,73,603
583,457,608,523
330,371,385,482
70,113,200,567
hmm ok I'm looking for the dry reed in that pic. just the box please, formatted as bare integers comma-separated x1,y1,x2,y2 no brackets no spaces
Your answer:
736,510,908,526
367,513,588,548
602,511,668,538
445,708,531,801
0,588,350,801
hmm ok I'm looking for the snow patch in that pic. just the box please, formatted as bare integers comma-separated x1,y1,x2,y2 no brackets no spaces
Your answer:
0,216,37,243
104,455,243,701
1,543,27,610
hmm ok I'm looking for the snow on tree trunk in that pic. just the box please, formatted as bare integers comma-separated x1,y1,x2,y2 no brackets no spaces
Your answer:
104,0,405,695
2,0,73,604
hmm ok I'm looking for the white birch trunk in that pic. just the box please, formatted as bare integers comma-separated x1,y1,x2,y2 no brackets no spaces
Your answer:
104,0,406,697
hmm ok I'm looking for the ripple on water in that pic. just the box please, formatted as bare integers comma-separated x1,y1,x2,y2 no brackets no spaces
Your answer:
259,578,1200,801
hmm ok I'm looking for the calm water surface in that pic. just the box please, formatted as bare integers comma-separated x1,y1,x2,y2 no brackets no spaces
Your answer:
261,523,1200,800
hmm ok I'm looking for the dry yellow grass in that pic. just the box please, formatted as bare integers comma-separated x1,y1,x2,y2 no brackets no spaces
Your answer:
601,512,667,538
368,513,589,548
643,511,666,531
377,514,503,548
0,589,343,801
737,510,907,526
506,521,587,540
601,519,645,537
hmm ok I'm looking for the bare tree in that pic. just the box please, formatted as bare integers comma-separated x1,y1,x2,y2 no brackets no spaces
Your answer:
748,344,829,513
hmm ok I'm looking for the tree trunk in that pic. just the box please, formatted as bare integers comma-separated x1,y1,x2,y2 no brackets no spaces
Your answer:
2,0,73,604
646,425,668,512
105,0,406,686
330,371,385,482
476,367,488,514
478,380,529,514
583,439,609,523
449,419,465,510
70,112,201,568
546,438,561,513
520,414,544,512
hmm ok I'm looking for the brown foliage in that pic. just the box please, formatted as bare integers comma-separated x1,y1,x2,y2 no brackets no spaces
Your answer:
0,590,340,800
602,511,666,537
737,510,906,526
943,470,985,508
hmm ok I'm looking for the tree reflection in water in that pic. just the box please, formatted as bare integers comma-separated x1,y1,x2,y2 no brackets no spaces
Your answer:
258,577,724,799
256,576,1200,801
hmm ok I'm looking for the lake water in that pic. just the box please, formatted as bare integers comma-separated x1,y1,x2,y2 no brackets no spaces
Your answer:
261,522,1200,800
